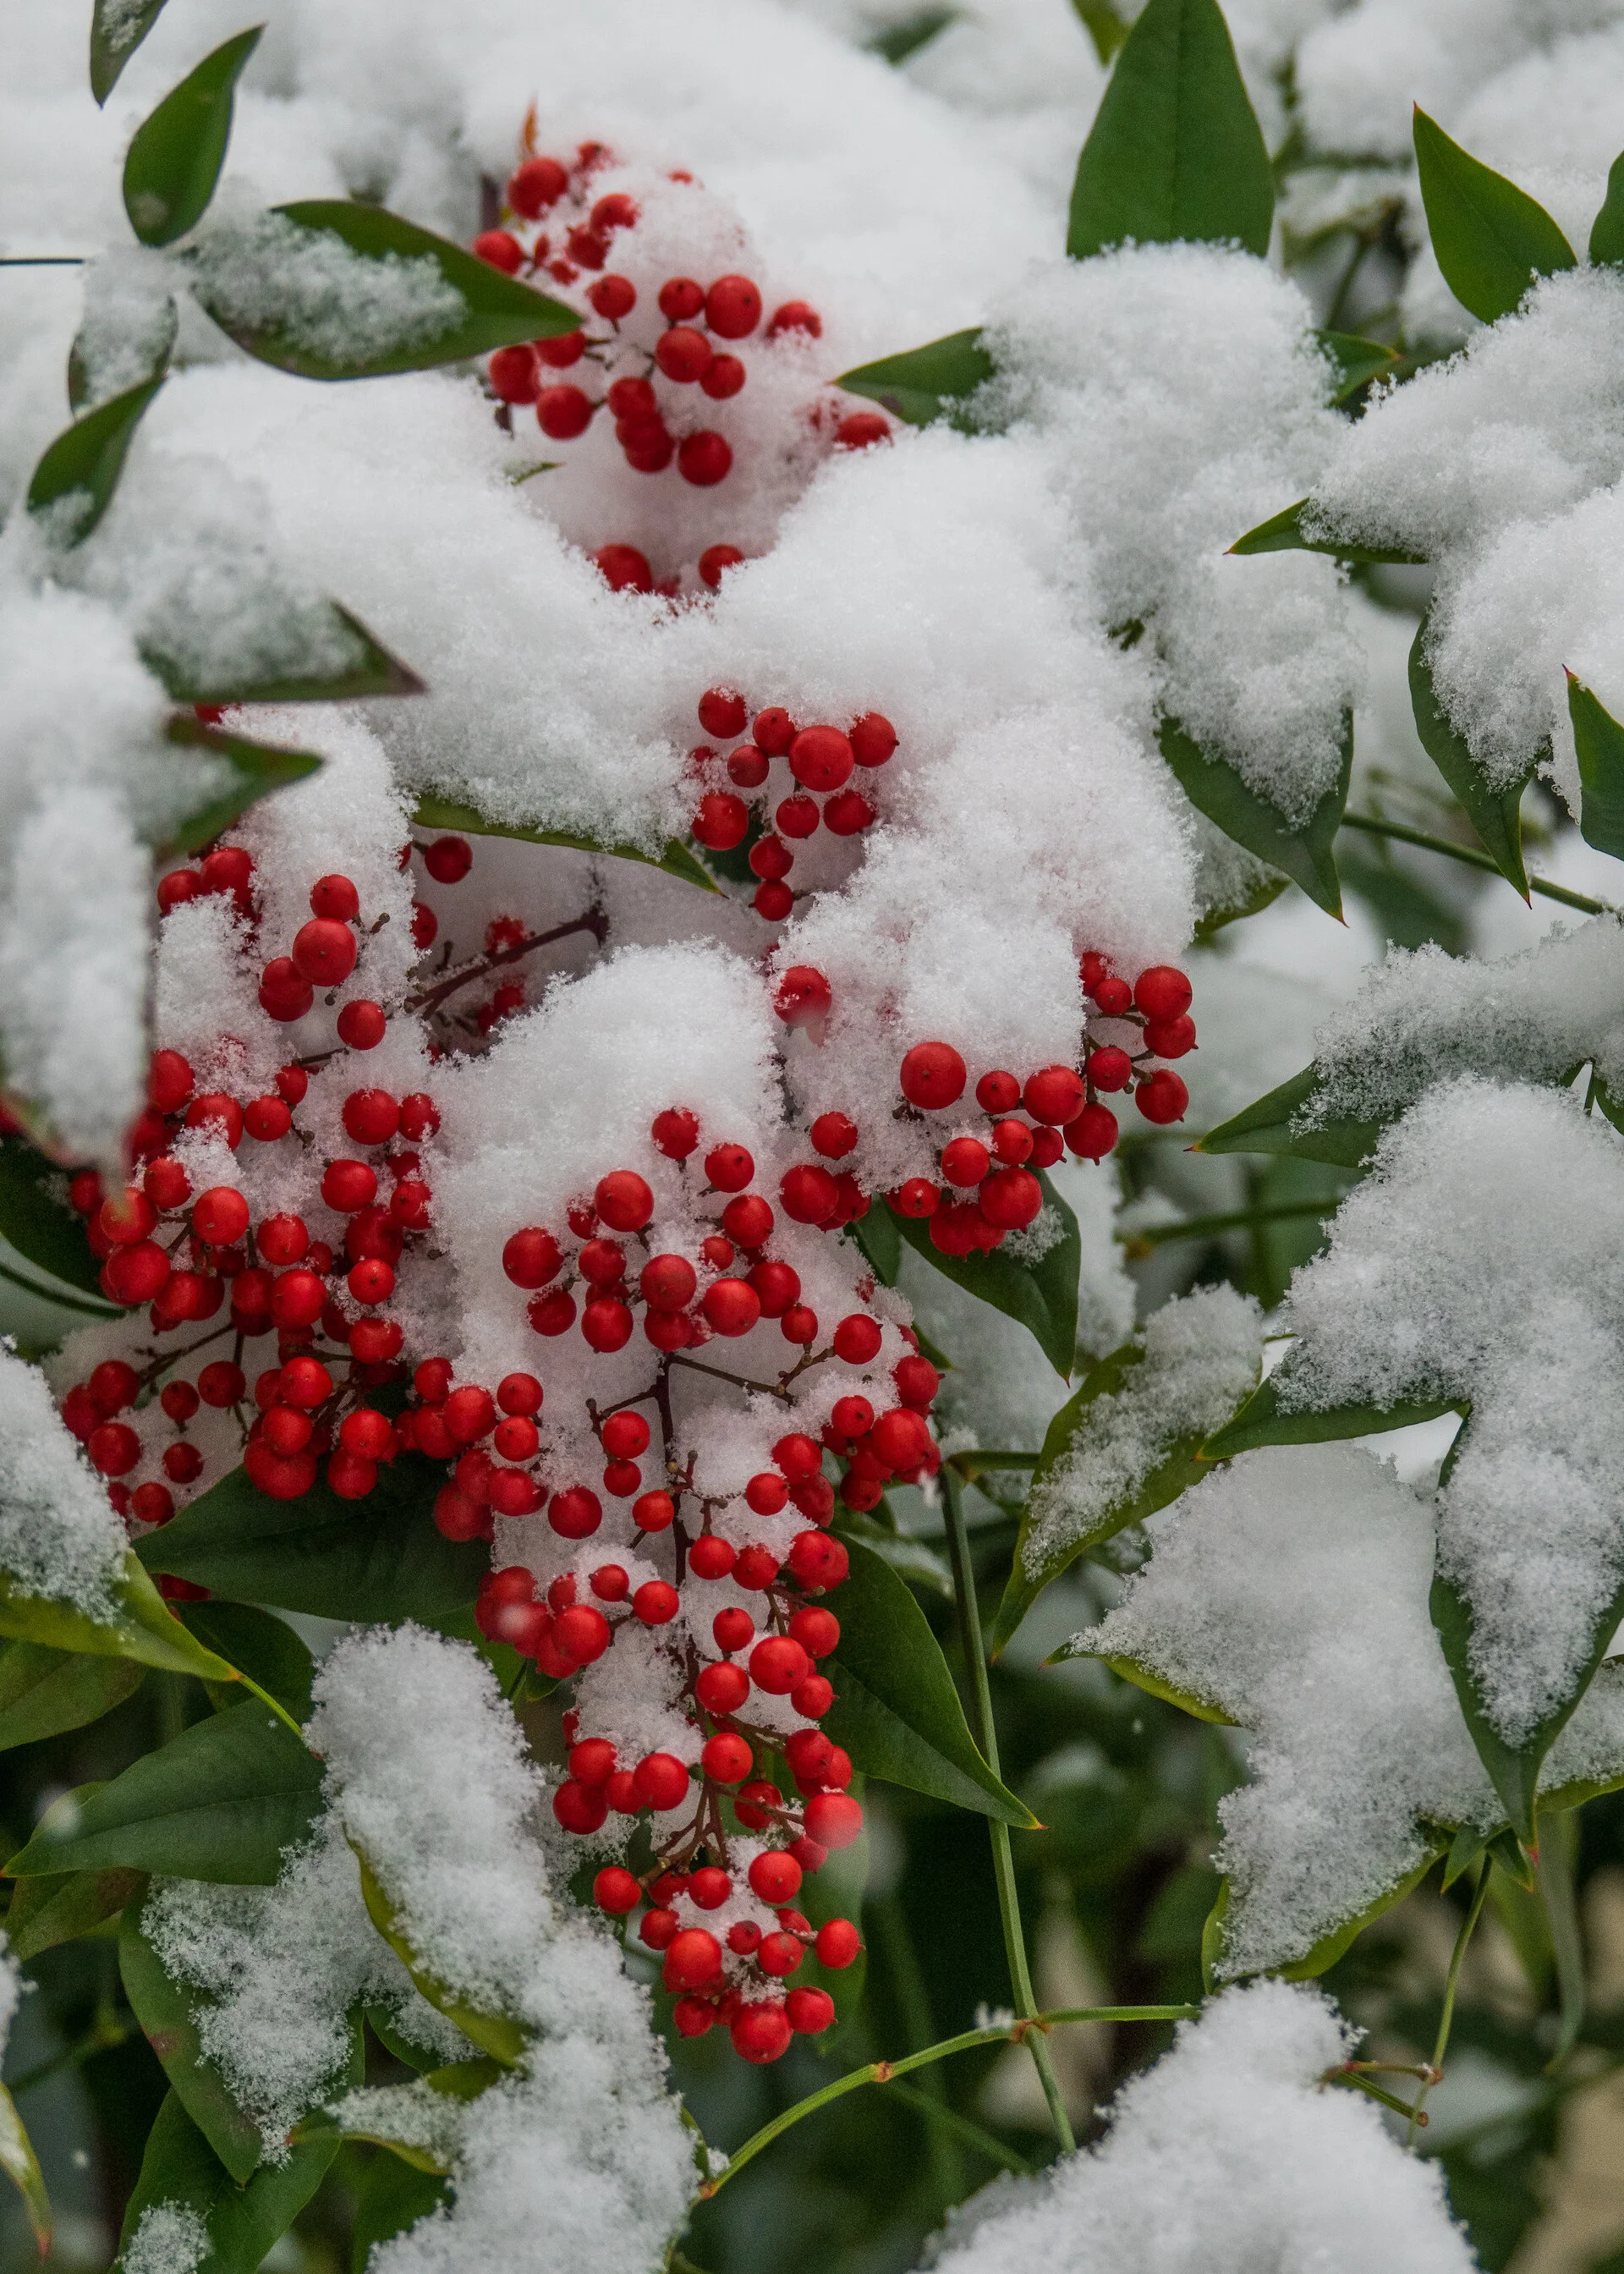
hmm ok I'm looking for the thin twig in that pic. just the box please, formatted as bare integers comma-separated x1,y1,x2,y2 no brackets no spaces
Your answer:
1407,1859,1492,2144
1341,812,1616,916
410,909,607,1015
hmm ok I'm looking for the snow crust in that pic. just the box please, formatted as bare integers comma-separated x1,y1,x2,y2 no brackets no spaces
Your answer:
0,1341,129,1616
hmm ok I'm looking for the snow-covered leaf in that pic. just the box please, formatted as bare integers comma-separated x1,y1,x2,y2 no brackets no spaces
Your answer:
835,328,997,430
1408,618,1535,896
90,0,173,104
116,2090,339,2274
25,379,164,547
1229,497,1429,563
1200,1370,1463,1460
146,608,424,710
120,1900,267,2183
412,795,718,894
1158,711,1351,918
157,715,324,857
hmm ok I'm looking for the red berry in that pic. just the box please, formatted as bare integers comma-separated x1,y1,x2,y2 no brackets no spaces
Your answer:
88,1359,140,1413
503,1229,562,1288
336,1001,386,1050
554,1604,612,1666
473,229,524,272
850,713,897,766
196,1360,246,1409
267,1270,325,1331
639,1907,680,1951
1144,1013,1197,1059
705,1142,754,1192
579,1237,627,1288
831,1396,873,1441
823,788,875,836
831,1314,881,1364
87,1421,140,1475
692,791,749,850
581,1296,633,1351
199,844,252,899
759,1931,805,1978
774,967,831,1026
678,431,732,486
634,1579,679,1625
634,1753,690,1812
263,1405,314,1455
292,918,357,987
423,835,472,883
787,726,853,794
781,1164,838,1223
703,1278,762,1337
705,274,762,338
1136,1069,1190,1125
593,544,653,594
309,874,359,923
697,691,749,745
773,1433,823,1480
703,1732,753,1782
753,880,793,921
594,1865,640,1914
550,1485,602,1539
745,1470,789,1515
701,354,745,399
347,1257,395,1305
787,1987,836,2035
776,794,820,840
699,543,745,588
321,1159,377,1214
713,1607,755,1654
664,1928,723,1993
731,2002,793,2063
815,1918,861,1969
689,1534,738,1580
651,1107,701,1159
804,1792,863,1850
156,870,200,914
185,1093,244,1149
749,1849,802,1903
1024,1066,1086,1126
696,1661,751,1721
871,1407,930,1471
689,1866,732,1910
807,1113,855,1162
1065,1103,1119,1160
792,1673,834,1716
673,1997,716,2038
342,1089,399,1146
131,1482,174,1525
144,1156,190,1211
277,1066,310,1106
734,1544,780,1590
103,1241,171,1306
656,325,712,383
1088,1046,1133,1093
659,276,705,321
590,191,638,233
595,1171,653,1232
257,1214,308,1266
940,1137,990,1189
634,1490,675,1533
750,1636,810,1695
1134,965,1193,1021
891,1178,940,1218
508,156,568,217
553,1778,609,1834
244,1096,292,1143
588,273,636,320
900,1042,966,1111
147,1049,194,1112
789,1605,840,1657
255,961,306,1029
721,1194,773,1247
787,1531,849,1590
98,1188,156,1246
767,300,821,338
497,1373,543,1418
538,384,594,440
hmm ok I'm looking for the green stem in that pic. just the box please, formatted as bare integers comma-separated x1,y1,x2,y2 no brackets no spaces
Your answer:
233,1670,306,1740
699,2005,1194,2198
1340,813,1616,916
1118,1198,1333,1254
0,256,86,267
1336,2072,1426,2123
0,1254,121,1318
1536,1817,1585,2074
941,1466,1076,2155
1407,1859,1491,2144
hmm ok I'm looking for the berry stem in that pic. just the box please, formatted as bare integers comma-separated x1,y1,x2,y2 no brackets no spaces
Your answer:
1340,812,1616,915
409,909,609,1015
1406,1854,1491,2145
696,2002,1196,2198
941,1463,1075,2156
667,1353,792,1402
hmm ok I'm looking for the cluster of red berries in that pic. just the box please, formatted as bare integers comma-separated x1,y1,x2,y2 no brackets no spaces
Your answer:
688,686,897,915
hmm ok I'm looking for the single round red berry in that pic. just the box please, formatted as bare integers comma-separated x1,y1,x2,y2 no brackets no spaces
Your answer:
831,1314,881,1365
815,1918,861,1969
549,1485,602,1539
701,354,745,399
1134,965,1193,1021
588,273,636,320
689,1534,738,1580
634,1752,690,1812
639,1907,679,1950
705,274,761,338
748,1850,802,1903
1066,1103,1119,1160
734,1545,780,1591
678,431,732,486
787,1531,849,1590
538,384,594,440
774,968,831,1026
705,1142,754,1192
659,276,705,321
781,1164,838,1224
655,325,711,383
244,1096,292,1143
713,1607,755,1655
1144,1013,1196,1058
1024,1066,1086,1126
503,1229,563,1288
693,791,749,850
634,1579,680,1625
147,1048,194,1112
1088,1046,1133,1093
594,544,653,594
891,1178,940,1219
788,726,853,794
758,1931,804,1978
291,918,357,987
804,1792,863,1850
423,835,472,883
664,1927,723,1993
103,1242,171,1306
767,299,821,338
900,1042,966,1111
750,1636,810,1695
789,1605,840,1657
473,228,524,272
652,1107,701,1158
776,794,820,839
508,155,568,216
940,1137,991,1188
702,1731,753,1782
745,1470,789,1515
696,1660,750,1716
823,788,875,836
594,1865,640,1914
487,343,540,403
196,1359,246,1409
1136,1069,1189,1125
595,1171,653,1232
634,1490,675,1532
699,543,745,588
337,1001,386,1050
850,713,897,766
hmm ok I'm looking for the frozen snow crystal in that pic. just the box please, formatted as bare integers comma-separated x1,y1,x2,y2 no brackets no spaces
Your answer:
0,1343,129,1617
919,1980,1476,2274
189,209,468,370
120,2204,209,2274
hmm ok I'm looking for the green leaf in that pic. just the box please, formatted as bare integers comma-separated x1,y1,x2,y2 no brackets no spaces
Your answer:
25,377,164,547
1158,711,1351,919
820,1536,1037,1826
0,2080,49,2258
0,1553,238,1684
991,1335,1258,1655
1073,1648,1236,1724
1228,497,1429,565
90,0,172,104
1316,328,1400,405
116,2088,339,2272
5,1700,321,1884
193,200,579,380
1067,0,1274,261
1071,0,1130,65
121,1902,266,2183
1566,674,1624,861
349,2152,448,2274
865,8,957,64
145,604,425,711
0,1640,145,1750
179,1601,314,1721
834,328,996,431
69,291,177,413
832,1509,954,1599
1413,108,1576,325
1274,1848,1444,1981
356,1849,526,2067
1191,860,1289,942
410,795,717,895
122,28,262,248
136,1453,487,1623
155,715,324,857
846,1198,903,1288
1431,1557,1624,1846
1409,618,1533,896
5,1862,145,1962
1194,1063,1380,1167
1198,1370,1464,1460
1590,150,1624,267
888,1171,1080,1381
0,1138,105,1295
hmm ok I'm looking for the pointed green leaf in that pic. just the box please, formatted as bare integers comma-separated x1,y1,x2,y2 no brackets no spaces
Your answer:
117,2088,339,2273
1409,618,1533,895
1315,329,1400,405
411,794,717,895
145,601,425,711
888,1173,1080,1380
91,0,172,104
1067,0,1274,261
0,1640,145,1750
5,1700,321,1884
1566,673,1624,861
1228,497,1428,564
820,1536,1037,1826
834,328,996,430
833,1508,954,1599
1159,711,1351,918
1590,150,1624,267
5,1862,145,1962
0,1554,238,1684
1194,1063,1381,1166
26,377,164,547
1273,1848,1443,1982
178,1601,314,1721
123,27,262,248
866,9,958,64
135,1453,486,1623
121,1903,265,2183
1199,1370,1463,1460
69,290,177,413
349,2152,449,2274
355,1849,526,2067
0,2080,49,2257
1071,0,1130,65
155,716,324,857
0,1138,106,1296
1413,107,1576,326
192,200,579,380
1089,1651,1235,1723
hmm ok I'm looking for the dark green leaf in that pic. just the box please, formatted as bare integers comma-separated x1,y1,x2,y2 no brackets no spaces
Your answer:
5,1700,321,1884
145,603,425,711
0,2080,49,2257
1158,711,1351,918
1566,673,1624,861
121,1902,265,2183
156,715,324,857
1431,1555,1624,1846
5,1863,145,1961
991,1334,1258,1654
1192,860,1289,942
363,2004,442,2077
122,27,262,248
846,1197,903,1288
865,8,957,63
193,200,579,380
25,377,164,547
1194,1063,1380,1166
0,1640,144,1750
356,1849,525,2066
136,1453,487,1623
820,1537,1037,1826
1316,328,1400,404
1228,496,1428,564
1274,1848,1443,1981
834,328,996,431
1071,0,1130,65
179,1601,314,1720
1412,108,1576,325
0,1138,106,1295
1590,150,1624,267
1409,618,1533,896
1199,1370,1463,1460
832,1508,954,1598
889,1172,1080,1381
1067,0,1273,261
411,794,717,895
349,2152,449,2274
90,0,172,104
0,1555,238,1683
117,2089,339,2273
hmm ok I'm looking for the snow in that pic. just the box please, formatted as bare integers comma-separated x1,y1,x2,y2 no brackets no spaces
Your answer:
0,1341,129,1616
189,206,469,366
919,1980,1477,2274
121,2205,209,2274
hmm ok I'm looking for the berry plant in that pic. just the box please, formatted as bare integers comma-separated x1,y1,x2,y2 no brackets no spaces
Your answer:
4,2,1624,2271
